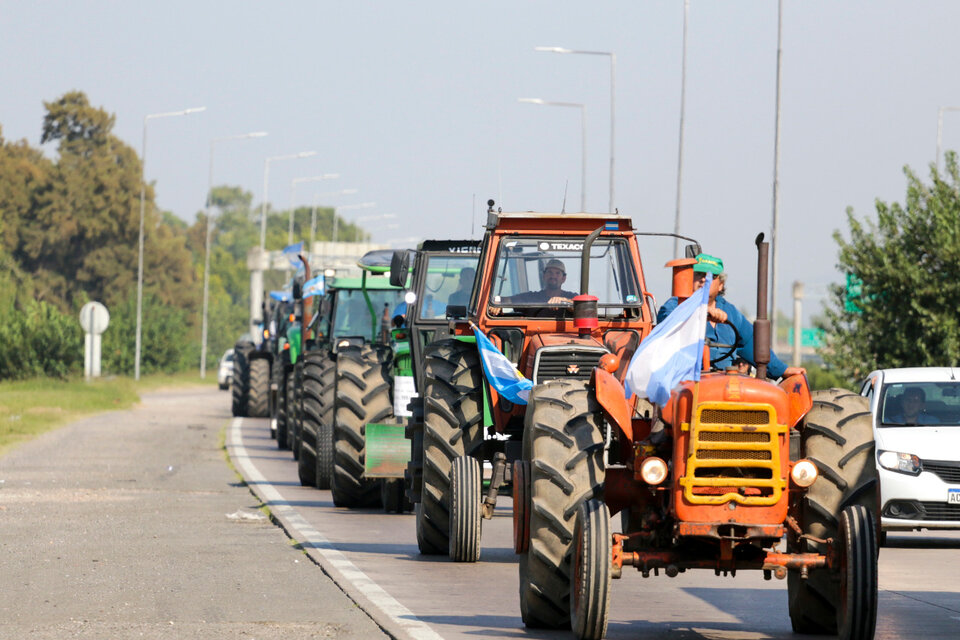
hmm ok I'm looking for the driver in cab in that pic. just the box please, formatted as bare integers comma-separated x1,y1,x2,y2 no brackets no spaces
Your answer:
657,253,804,379
505,258,578,305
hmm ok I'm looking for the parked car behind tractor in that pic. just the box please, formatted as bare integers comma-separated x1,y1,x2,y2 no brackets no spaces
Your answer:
513,234,879,640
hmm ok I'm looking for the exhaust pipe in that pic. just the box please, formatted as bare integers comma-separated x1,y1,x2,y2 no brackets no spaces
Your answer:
573,225,605,335
754,233,770,380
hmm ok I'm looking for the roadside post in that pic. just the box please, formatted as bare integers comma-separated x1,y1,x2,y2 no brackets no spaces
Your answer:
79,301,110,379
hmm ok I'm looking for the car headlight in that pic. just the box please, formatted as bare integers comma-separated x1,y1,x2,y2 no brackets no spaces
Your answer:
877,450,922,476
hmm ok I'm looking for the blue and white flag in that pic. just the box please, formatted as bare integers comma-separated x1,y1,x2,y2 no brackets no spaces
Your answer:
283,241,304,268
302,275,325,299
269,290,292,303
473,325,533,405
623,273,712,407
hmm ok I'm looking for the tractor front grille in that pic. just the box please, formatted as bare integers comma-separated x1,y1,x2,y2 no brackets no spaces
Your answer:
532,346,608,384
680,402,788,506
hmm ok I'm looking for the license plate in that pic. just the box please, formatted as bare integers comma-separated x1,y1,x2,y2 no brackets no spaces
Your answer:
948,489,960,505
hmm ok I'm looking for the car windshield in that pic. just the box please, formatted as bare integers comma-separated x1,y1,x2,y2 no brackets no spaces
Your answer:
488,236,641,316
333,289,404,338
879,382,960,426
418,255,480,319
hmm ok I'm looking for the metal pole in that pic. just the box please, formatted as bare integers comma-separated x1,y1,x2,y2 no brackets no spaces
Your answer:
579,104,587,212
135,117,147,381
310,193,318,253
200,139,214,379
673,0,690,259
770,0,784,347
609,52,616,213
792,281,803,367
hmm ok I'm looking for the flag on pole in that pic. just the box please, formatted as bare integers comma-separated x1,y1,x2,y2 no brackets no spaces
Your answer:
302,275,325,299
472,324,533,405
623,273,712,407
283,241,304,268
269,290,292,303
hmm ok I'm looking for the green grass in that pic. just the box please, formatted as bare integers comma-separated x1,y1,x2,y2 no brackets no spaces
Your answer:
0,370,217,456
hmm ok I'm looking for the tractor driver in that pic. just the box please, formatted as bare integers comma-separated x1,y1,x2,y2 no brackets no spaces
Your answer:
657,253,805,380
506,258,578,305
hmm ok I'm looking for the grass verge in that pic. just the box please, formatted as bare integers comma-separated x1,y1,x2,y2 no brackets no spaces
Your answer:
0,371,217,456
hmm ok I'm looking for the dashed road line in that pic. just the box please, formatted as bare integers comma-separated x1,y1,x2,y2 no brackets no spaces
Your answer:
228,417,444,640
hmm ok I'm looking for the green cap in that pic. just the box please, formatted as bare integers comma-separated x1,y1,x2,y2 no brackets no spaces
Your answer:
693,253,723,275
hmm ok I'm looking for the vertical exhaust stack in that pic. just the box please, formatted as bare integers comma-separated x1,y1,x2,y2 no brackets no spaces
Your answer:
573,225,604,335
754,233,770,380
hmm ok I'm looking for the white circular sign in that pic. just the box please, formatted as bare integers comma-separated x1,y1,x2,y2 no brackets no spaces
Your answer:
79,301,110,335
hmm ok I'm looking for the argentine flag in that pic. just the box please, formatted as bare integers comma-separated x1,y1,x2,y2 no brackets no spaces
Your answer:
302,275,325,299
283,241,304,268
624,273,712,407
473,325,533,405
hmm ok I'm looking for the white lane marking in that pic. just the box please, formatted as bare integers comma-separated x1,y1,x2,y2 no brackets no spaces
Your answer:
229,418,444,640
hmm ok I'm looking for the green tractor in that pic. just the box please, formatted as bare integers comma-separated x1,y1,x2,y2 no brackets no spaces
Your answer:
294,250,405,508
230,299,276,420
364,240,481,513
267,284,305,452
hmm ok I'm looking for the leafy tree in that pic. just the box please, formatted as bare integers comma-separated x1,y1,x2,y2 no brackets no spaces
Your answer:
820,152,960,380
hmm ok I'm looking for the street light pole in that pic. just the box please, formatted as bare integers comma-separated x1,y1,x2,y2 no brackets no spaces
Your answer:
310,188,359,249
770,0,784,345
936,106,960,173
536,46,616,212
135,105,205,381
249,150,316,338
332,202,376,244
673,0,690,259
200,130,267,379
289,174,340,247
519,98,587,211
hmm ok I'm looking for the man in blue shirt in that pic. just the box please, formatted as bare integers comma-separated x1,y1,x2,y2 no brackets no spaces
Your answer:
657,253,804,380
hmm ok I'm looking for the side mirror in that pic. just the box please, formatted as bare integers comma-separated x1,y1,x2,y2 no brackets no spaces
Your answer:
292,281,302,299
684,243,702,259
446,304,467,320
390,250,411,288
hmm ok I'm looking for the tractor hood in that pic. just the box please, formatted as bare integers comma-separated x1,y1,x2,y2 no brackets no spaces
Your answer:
523,333,608,385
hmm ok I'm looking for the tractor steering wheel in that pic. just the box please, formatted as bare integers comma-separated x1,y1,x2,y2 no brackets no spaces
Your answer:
704,317,742,369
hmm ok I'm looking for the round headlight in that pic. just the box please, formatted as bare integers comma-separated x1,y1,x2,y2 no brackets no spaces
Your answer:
640,457,668,485
791,459,819,487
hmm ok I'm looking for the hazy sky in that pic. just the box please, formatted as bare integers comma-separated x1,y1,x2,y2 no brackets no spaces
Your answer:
3,1,959,320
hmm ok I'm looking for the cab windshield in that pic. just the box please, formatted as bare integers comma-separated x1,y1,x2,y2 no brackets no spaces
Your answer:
488,236,641,316
879,382,960,426
418,255,480,320
333,289,404,338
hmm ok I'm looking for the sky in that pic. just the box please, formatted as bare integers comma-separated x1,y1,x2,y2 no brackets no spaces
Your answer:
2,1,959,323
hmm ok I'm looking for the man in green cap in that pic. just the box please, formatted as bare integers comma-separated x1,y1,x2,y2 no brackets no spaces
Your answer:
656,253,804,379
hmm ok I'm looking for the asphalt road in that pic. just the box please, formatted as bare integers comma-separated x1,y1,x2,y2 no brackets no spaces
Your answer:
3,386,959,640
0,387,388,640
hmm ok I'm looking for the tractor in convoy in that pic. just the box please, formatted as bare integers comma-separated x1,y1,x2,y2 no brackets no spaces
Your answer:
510,232,878,640
230,299,277,421
293,250,405,507
365,239,482,512
267,286,303,451
406,203,658,562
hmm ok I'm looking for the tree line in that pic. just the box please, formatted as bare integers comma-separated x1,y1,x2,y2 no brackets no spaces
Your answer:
0,91,367,379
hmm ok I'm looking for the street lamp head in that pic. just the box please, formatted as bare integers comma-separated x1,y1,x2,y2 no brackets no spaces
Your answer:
248,131,268,138
184,106,207,115
519,98,546,105
535,46,572,54
298,150,317,158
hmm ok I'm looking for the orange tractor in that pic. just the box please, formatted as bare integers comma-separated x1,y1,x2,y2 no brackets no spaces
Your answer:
513,234,879,640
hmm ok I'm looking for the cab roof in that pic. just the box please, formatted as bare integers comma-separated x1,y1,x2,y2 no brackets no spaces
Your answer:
486,211,634,233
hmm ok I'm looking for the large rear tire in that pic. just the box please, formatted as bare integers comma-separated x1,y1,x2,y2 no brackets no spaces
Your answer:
331,344,391,508
449,455,482,562
287,367,299,460
301,351,335,489
788,388,878,637
571,498,612,640
519,380,605,630
231,344,252,417
276,365,289,450
248,357,270,418
416,339,484,555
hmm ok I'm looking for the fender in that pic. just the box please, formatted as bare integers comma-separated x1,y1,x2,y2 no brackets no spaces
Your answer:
594,367,632,442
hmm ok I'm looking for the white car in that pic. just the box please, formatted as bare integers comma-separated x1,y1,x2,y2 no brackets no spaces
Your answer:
859,367,960,541
217,348,235,390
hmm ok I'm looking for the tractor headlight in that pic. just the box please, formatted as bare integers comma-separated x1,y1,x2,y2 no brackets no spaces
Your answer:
878,450,921,476
790,459,818,487
639,457,668,485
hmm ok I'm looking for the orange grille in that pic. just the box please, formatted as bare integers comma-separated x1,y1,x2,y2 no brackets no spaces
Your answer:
700,409,769,425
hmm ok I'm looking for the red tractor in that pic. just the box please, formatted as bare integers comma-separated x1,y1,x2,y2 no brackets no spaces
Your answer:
513,234,878,640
